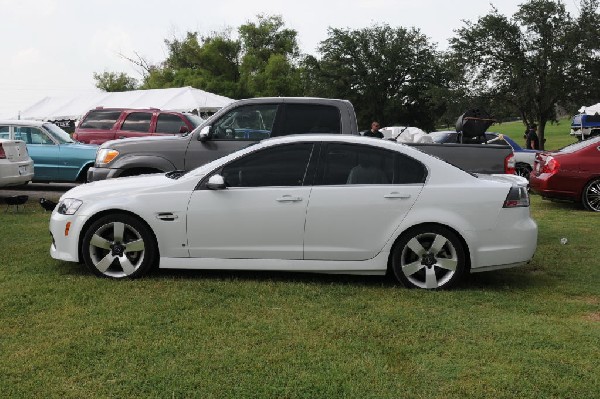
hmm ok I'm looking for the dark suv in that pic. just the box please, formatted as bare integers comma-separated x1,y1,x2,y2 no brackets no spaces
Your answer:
73,107,204,144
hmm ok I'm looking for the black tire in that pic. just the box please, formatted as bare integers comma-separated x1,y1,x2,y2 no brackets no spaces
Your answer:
582,178,600,212
392,225,467,290
515,164,532,180
81,214,158,278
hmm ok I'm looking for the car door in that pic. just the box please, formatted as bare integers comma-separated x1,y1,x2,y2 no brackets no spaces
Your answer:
186,142,316,260
184,103,281,171
303,142,426,261
15,126,59,180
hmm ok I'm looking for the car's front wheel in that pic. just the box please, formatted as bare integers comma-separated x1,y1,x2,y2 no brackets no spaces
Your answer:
582,178,600,212
392,225,467,289
81,214,157,278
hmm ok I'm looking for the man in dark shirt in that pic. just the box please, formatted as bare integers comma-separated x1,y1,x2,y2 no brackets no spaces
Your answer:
363,121,384,138
526,123,540,149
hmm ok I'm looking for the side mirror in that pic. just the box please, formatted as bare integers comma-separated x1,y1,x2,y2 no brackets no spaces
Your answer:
198,125,211,142
179,125,189,134
206,174,226,190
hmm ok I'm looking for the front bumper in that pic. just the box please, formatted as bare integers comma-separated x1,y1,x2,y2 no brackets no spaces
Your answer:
49,212,88,263
87,166,123,182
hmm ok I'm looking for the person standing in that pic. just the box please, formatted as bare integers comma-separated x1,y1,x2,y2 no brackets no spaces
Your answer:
363,121,384,138
526,123,540,150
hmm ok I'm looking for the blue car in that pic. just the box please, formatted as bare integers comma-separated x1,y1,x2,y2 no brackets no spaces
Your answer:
0,120,98,182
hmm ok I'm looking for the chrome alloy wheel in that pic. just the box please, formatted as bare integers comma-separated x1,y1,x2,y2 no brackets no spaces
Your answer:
398,231,461,289
87,221,147,278
583,179,600,212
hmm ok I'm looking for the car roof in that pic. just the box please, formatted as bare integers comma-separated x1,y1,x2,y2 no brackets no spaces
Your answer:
259,134,432,160
0,120,47,127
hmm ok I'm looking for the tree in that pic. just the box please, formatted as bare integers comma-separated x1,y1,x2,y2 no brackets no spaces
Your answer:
238,14,302,97
142,30,242,99
311,25,446,131
93,71,137,92
450,0,600,148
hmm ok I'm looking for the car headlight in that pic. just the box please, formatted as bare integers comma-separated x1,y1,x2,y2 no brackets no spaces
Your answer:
57,198,83,215
96,148,119,165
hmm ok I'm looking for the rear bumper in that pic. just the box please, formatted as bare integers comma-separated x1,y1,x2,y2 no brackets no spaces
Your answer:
529,174,578,201
87,166,123,182
466,209,538,271
0,160,34,186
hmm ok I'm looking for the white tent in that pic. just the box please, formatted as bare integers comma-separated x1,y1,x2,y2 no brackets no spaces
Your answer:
17,86,235,121
578,103,600,114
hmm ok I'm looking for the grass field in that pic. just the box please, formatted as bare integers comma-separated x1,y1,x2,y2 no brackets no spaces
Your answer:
492,117,576,150
1,195,599,397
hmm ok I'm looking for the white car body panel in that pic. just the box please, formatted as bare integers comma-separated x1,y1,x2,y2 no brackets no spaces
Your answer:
303,184,422,260
0,139,34,187
186,186,312,259
49,135,537,280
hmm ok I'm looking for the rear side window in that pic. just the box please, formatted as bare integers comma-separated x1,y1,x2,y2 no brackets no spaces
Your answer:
279,104,341,136
156,113,187,134
79,110,122,130
121,112,152,132
317,143,427,185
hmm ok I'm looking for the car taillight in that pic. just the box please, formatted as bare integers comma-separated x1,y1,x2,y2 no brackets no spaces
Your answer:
541,156,559,174
505,153,515,174
503,186,530,208
0,144,5,159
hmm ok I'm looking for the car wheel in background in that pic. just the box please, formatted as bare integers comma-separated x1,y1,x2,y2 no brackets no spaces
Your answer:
515,164,532,180
392,225,466,290
81,214,157,278
582,178,600,212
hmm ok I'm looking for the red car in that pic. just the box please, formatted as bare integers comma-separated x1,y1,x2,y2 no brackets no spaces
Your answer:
530,136,600,211
73,107,204,145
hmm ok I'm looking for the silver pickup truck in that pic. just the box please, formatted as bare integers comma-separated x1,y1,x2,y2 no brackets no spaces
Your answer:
87,97,514,181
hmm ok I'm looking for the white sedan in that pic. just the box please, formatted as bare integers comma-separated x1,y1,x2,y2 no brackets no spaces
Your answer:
0,138,34,187
49,135,537,289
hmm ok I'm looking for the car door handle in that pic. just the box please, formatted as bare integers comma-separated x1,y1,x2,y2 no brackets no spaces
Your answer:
276,195,303,202
384,192,411,199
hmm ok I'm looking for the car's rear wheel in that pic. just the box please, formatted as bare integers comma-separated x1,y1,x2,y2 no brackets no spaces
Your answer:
515,163,532,180
582,178,600,212
81,214,157,278
392,225,466,289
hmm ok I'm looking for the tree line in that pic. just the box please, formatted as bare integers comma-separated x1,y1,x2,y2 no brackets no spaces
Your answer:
94,0,600,148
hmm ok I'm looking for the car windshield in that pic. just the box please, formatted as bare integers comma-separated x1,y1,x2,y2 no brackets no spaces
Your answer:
428,131,454,143
44,123,75,144
185,114,205,128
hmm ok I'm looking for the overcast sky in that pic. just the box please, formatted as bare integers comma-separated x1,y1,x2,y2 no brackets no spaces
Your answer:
0,0,581,118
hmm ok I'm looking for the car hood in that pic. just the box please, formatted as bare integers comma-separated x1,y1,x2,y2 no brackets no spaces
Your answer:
102,134,185,148
60,173,176,201
62,142,99,152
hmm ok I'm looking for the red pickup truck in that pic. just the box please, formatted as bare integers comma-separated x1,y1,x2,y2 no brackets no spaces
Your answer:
72,107,204,144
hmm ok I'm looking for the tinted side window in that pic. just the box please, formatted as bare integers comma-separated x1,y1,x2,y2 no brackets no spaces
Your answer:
278,104,341,136
220,143,314,187
211,104,278,140
79,110,122,130
317,143,426,185
121,112,152,132
156,113,187,134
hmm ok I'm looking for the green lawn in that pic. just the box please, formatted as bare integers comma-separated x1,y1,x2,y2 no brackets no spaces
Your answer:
493,118,576,150
0,194,598,398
